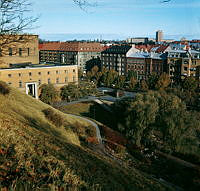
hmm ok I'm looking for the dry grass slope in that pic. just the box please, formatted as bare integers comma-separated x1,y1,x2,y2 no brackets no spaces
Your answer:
0,88,173,190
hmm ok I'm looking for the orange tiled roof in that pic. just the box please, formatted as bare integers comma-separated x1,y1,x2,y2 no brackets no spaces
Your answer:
135,44,158,52
39,42,103,52
39,42,62,51
155,45,169,53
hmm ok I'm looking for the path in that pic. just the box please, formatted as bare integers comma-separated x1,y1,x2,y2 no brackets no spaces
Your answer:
67,113,102,144
63,107,183,191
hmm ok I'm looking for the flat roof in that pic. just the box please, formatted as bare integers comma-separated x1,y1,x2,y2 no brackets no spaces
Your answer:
0,65,78,71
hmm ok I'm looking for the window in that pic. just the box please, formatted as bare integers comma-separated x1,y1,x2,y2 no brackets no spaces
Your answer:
184,67,188,71
38,72,41,75
38,79,41,85
9,48,12,56
65,77,68,83
56,78,59,84
8,74,12,77
48,78,51,84
56,70,59,74
29,72,32,76
73,76,76,82
73,69,75,73
19,81,22,88
47,71,50,75
18,73,21,77
8,82,12,85
19,48,22,56
27,48,30,56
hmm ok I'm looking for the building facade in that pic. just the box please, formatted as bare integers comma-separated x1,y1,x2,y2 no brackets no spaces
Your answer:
126,52,165,80
167,50,200,83
0,35,39,68
0,65,78,99
156,30,163,43
0,35,79,99
101,45,132,75
39,42,103,71
126,37,149,44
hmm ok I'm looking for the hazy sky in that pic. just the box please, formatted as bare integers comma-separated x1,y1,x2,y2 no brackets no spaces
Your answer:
31,0,200,39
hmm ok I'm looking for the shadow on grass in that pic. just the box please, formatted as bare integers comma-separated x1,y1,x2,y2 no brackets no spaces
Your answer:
87,103,117,129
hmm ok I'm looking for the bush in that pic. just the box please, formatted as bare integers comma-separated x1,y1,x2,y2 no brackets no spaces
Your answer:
43,108,64,127
39,84,59,105
0,81,10,95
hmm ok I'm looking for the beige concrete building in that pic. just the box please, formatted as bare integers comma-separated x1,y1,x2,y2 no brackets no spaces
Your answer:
0,35,39,68
0,65,78,99
0,35,79,99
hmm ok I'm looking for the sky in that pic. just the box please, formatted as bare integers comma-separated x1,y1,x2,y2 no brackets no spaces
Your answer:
30,0,200,40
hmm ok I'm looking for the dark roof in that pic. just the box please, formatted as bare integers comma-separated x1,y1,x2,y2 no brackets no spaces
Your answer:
101,45,131,54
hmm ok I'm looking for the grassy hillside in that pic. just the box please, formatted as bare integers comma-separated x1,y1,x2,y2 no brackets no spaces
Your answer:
0,88,173,190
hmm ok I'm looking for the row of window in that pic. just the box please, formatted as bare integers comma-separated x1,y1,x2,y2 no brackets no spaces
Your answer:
8,76,77,88
7,69,76,78
8,48,30,56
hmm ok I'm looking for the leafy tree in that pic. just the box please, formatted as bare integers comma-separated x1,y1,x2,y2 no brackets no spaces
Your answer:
127,71,137,81
113,91,200,154
129,77,137,90
60,83,82,101
155,92,199,153
147,73,159,90
103,69,118,87
155,72,171,90
91,65,99,77
115,75,126,89
96,71,102,84
182,76,198,91
114,93,159,147
86,71,93,81
39,84,59,105
140,80,148,91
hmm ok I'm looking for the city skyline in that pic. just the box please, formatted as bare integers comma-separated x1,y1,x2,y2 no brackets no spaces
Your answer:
31,0,200,40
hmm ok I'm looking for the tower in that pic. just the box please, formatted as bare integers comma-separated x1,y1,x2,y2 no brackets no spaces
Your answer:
156,30,163,42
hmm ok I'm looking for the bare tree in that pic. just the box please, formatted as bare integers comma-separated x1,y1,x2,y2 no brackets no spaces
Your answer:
0,0,37,34
0,0,38,62
73,0,97,10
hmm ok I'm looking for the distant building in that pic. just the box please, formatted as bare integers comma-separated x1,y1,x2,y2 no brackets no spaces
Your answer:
166,50,200,83
126,37,149,44
126,52,165,80
39,42,103,71
156,30,163,43
101,45,132,75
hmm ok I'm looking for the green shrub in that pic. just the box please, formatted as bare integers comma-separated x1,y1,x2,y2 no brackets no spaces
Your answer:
43,108,64,127
39,84,59,105
0,81,10,95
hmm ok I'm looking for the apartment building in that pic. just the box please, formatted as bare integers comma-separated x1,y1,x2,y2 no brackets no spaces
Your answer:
39,42,103,71
101,45,132,75
126,52,165,80
0,35,39,68
167,50,200,83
